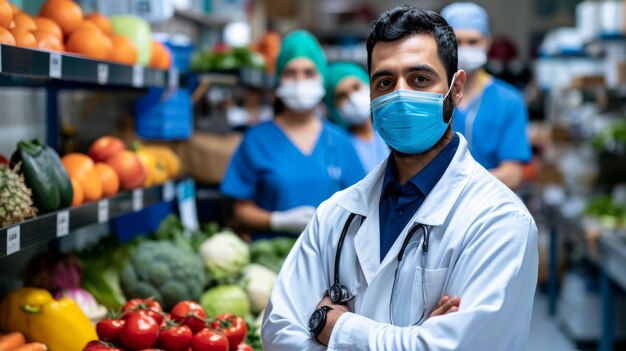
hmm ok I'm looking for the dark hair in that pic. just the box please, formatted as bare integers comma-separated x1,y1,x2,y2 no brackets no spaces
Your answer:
366,6,458,85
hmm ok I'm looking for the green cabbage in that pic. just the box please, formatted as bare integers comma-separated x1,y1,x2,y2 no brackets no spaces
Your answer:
243,264,277,314
201,285,250,318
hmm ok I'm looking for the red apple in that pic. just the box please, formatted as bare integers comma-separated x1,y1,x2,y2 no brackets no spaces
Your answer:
106,150,147,190
89,136,126,163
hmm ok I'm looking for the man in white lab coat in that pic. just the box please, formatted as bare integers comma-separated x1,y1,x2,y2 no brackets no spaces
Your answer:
261,6,538,351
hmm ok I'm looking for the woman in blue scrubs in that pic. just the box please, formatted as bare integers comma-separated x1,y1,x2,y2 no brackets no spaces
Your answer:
220,30,365,238
325,62,389,173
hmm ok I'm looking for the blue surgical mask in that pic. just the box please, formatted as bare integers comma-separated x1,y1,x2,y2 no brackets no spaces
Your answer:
372,74,457,154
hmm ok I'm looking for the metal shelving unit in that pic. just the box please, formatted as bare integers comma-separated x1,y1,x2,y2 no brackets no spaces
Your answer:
0,179,184,259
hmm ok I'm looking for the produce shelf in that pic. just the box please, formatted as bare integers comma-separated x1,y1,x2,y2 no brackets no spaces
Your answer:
194,68,274,89
0,178,186,259
0,44,180,89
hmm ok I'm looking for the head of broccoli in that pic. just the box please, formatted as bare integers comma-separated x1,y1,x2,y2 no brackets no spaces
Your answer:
120,240,207,310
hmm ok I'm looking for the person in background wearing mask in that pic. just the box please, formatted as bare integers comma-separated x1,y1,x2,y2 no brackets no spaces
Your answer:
325,62,389,173
441,2,531,190
221,30,365,239
262,6,537,350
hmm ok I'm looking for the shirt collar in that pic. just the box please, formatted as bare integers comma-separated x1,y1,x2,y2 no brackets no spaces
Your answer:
382,133,460,199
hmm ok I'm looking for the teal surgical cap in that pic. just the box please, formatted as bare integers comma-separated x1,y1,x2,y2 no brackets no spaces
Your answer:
275,30,327,85
441,2,490,37
324,62,369,128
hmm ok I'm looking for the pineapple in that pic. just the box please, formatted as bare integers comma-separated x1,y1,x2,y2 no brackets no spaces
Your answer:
0,163,37,227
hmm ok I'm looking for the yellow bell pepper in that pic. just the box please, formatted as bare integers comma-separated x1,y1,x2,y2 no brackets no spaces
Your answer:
0,287,97,351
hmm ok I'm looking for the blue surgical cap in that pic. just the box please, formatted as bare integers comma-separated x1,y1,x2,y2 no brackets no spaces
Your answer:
441,2,490,37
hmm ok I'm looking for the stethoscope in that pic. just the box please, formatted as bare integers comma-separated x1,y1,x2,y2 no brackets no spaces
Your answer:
329,213,431,326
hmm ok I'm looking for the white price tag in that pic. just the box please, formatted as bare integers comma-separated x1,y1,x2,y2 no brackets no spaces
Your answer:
132,189,143,212
177,180,199,230
6,226,19,256
168,69,179,89
98,199,109,223
56,210,69,237
163,181,175,202
97,63,109,85
132,65,144,87
49,53,62,78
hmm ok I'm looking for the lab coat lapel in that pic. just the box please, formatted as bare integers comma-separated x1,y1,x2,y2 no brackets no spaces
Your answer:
376,133,475,276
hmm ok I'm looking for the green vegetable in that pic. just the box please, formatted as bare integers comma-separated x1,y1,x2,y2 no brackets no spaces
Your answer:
120,240,207,310
199,231,250,283
154,214,217,252
32,140,73,208
243,264,277,314
10,140,60,213
250,238,297,273
200,285,250,318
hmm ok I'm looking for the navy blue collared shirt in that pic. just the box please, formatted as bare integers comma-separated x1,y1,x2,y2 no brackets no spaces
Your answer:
379,134,460,261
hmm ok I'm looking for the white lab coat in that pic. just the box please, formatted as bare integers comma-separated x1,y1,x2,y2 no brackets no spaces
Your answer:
261,134,538,351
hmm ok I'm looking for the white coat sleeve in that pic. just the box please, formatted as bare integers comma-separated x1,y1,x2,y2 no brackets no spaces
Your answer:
327,211,538,351
261,204,329,351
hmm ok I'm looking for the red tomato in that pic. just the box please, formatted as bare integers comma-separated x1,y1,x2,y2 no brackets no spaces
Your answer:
236,342,254,351
191,328,229,351
96,318,125,342
83,340,124,351
171,301,208,333
119,313,160,351
122,298,164,325
210,314,247,351
159,321,193,351
0,154,8,165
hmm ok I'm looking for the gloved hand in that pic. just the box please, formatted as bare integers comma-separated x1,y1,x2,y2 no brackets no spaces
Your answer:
270,206,316,234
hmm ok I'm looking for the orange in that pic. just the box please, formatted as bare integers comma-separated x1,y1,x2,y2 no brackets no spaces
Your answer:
39,0,83,36
8,3,20,15
71,19,100,34
85,12,111,35
0,0,12,29
33,17,62,41
61,153,103,202
33,29,63,51
94,162,120,197
70,177,83,206
0,26,15,45
150,40,171,70
102,33,112,57
10,28,37,48
109,35,138,65
66,27,107,60
13,13,36,32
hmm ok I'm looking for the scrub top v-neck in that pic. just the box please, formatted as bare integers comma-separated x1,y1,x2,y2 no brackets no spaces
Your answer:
221,119,365,220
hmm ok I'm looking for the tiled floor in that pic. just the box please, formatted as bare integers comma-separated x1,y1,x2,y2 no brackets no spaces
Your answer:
527,292,577,351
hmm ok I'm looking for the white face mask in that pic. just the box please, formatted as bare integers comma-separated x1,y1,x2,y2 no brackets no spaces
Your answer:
338,88,371,125
275,79,326,113
458,46,487,72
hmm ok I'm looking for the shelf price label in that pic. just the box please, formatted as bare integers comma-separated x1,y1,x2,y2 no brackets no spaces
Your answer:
56,210,69,238
177,179,199,230
98,199,109,223
49,53,62,79
7,226,20,256
169,69,179,89
163,181,175,202
132,65,144,87
132,189,143,212
97,63,109,85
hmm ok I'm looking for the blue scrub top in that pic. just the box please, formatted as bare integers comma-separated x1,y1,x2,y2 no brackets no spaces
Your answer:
351,131,389,173
452,77,531,170
221,119,365,228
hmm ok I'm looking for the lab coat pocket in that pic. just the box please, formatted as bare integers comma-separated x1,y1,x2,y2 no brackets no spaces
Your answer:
411,266,449,324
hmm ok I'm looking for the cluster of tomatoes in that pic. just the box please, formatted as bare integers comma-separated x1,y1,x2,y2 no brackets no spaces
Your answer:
84,298,252,351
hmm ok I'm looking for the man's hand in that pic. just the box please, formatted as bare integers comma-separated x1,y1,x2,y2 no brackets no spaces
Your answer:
315,296,349,346
429,295,460,318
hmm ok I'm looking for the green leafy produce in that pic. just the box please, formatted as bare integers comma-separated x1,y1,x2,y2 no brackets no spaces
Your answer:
250,238,297,273
200,285,250,319
120,240,207,310
154,214,219,252
199,231,250,283
593,120,626,153
0,163,36,227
